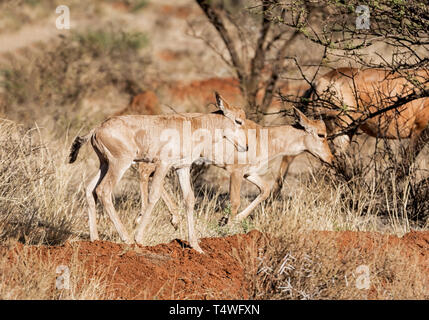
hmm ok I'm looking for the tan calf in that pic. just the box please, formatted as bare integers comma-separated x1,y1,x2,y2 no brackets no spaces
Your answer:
68,93,247,253
221,108,333,224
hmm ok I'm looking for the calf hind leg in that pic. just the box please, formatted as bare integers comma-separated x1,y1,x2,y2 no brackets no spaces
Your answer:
86,168,102,241
95,160,133,244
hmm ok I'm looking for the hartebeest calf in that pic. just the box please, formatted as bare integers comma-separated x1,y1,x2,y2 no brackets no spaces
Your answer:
68,92,247,253
219,107,333,224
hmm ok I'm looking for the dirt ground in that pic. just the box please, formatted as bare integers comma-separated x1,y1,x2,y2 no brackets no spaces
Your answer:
2,230,427,300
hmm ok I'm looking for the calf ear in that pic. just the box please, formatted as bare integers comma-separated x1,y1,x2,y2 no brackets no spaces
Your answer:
214,91,237,123
292,106,315,133
214,91,246,125
215,91,231,113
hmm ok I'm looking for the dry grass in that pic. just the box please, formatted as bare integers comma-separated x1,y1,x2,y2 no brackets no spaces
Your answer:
0,242,115,299
0,119,85,245
247,229,428,300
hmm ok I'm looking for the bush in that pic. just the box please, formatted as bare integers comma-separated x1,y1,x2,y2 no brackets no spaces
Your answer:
330,136,429,228
0,27,149,131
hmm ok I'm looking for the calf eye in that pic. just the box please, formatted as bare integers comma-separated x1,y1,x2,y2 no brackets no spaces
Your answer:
235,119,243,125
318,133,325,138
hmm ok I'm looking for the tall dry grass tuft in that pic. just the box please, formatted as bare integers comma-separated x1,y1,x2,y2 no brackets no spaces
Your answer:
0,118,88,245
330,136,429,230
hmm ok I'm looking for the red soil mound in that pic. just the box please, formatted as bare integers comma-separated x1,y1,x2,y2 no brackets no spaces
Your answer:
159,4,195,20
113,91,161,116
165,77,242,107
3,230,264,300
2,230,427,299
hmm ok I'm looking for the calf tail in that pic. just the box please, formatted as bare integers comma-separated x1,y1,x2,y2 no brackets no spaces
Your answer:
68,130,94,164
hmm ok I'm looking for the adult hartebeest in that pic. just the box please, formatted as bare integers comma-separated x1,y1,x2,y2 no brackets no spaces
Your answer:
68,92,247,253
272,68,429,186
309,68,429,151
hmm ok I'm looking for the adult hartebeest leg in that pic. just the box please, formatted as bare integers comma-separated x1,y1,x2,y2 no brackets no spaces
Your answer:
398,126,429,179
134,162,170,244
409,124,429,160
176,166,203,253
95,158,133,244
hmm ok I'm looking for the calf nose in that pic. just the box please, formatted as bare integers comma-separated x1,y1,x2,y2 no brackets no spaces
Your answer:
324,151,334,165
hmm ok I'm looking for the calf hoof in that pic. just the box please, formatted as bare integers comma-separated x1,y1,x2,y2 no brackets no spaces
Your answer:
192,243,204,254
170,217,179,230
218,216,229,227
135,215,143,225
